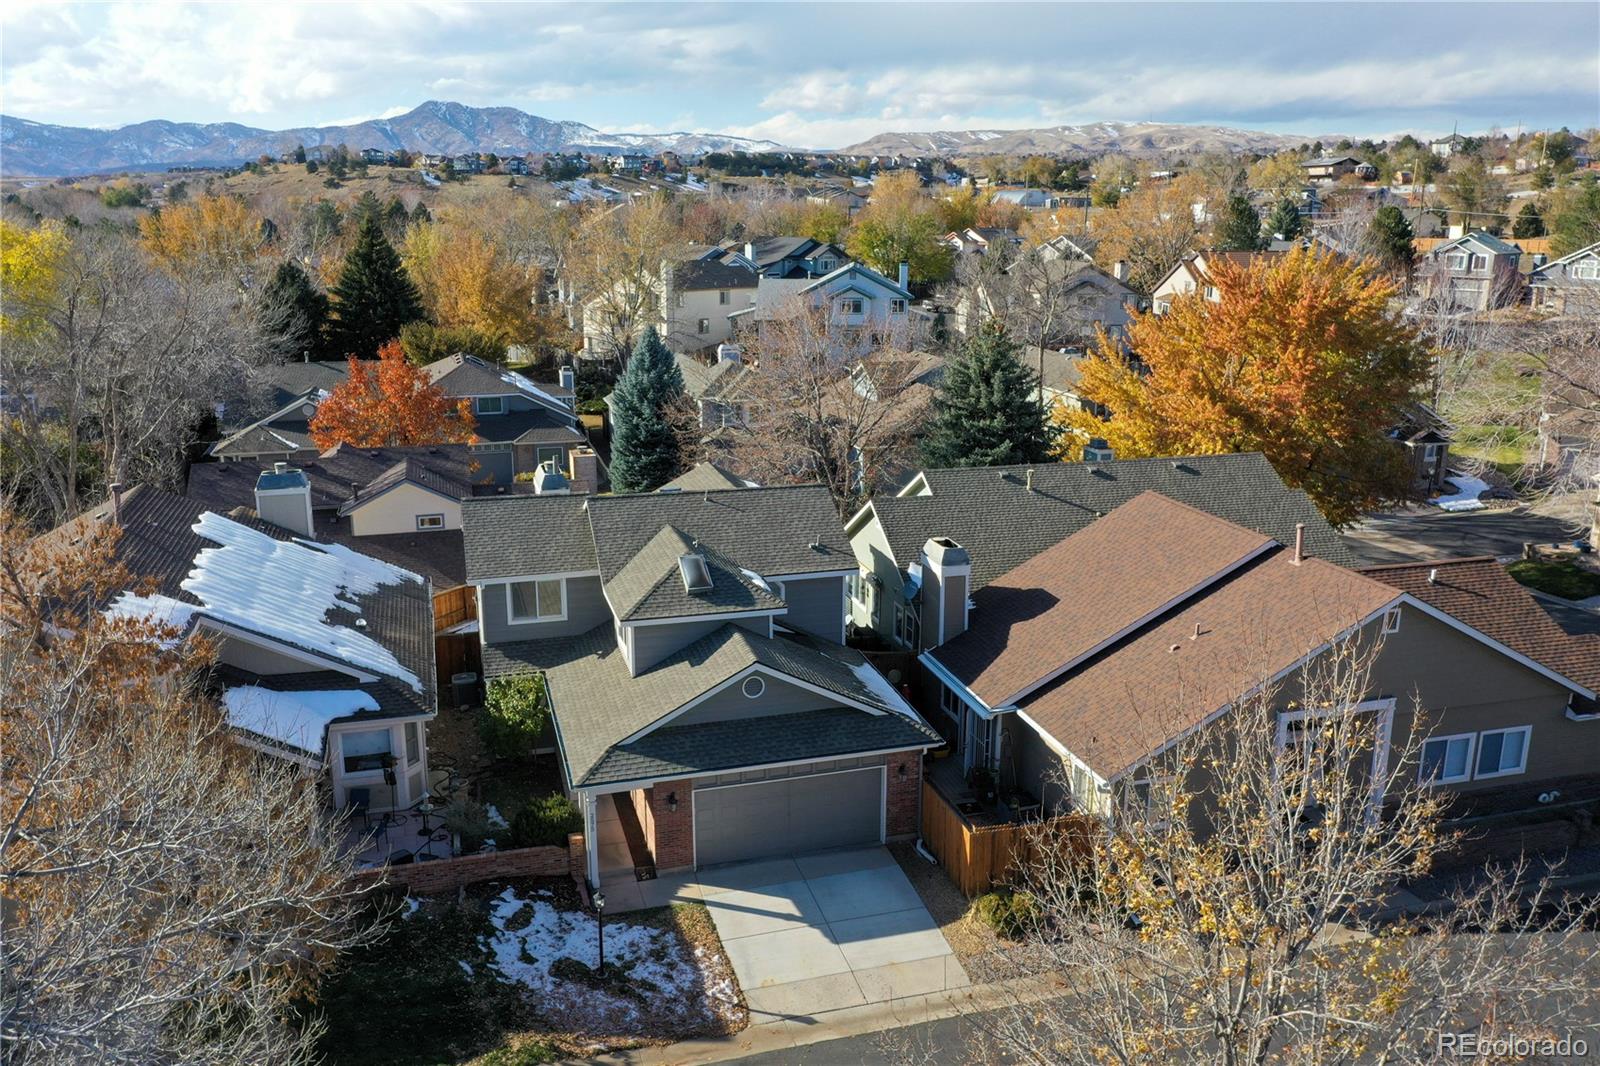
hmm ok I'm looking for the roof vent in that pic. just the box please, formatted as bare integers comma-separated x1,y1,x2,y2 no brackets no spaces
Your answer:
1428,567,1438,584
678,553,714,592
355,618,368,628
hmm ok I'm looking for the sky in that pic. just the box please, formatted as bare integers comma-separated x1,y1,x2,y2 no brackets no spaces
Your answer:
2,2,1596,149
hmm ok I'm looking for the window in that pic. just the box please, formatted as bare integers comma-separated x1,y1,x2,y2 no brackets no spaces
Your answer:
840,297,864,314
508,578,565,622
472,442,511,453
1470,254,1488,271
1446,253,1468,270
818,259,837,272
741,675,766,699
893,601,919,648
536,446,564,469
1475,726,1529,779
1573,260,1600,280
416,513,445,530
1203,285,1218,300
697,318,711,334
1423,443,1443,465
1382,607,1402,634
1419,733,1474,785
405,721,420,765
474,396,505,416
340,728,392,774
848,571,871,605
718,290,730,305
890,298,907,314
939,682,963,723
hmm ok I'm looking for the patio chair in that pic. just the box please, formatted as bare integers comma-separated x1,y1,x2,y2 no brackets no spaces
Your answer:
344,787,372,831
388,849,414,865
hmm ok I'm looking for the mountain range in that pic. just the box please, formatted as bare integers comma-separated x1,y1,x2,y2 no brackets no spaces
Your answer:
839,121,1311,158
0,100,790,177
0,100,1323,177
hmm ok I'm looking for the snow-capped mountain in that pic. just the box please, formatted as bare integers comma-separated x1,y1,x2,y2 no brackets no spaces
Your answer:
0,101,790,176
840,121,1312,157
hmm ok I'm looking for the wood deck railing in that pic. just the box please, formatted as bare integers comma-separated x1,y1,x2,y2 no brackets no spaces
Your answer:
919,780,1096,896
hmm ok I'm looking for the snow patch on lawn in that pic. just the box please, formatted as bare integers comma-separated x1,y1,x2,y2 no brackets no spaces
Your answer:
481,886,733,1030
1436,475,1490,512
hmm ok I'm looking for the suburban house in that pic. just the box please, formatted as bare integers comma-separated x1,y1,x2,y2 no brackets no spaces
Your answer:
724,236,849,279
942,227,1024,256
1431,134,1469,158
659,254,760,353
1300,156,1378,182
216,360,349,433
1389,403,1454,495
914,491,1598,829
1420,231,1524,311
988,188,1053,209
1151,250,1286,314
423,354,587,482
673,344,756,430
210,388,334,464
947,255,1139,348
728,260,928,346
41,484,437,815
1528,240,1600,312
844,451,1352,651
659,461,755,492
461,485,940,887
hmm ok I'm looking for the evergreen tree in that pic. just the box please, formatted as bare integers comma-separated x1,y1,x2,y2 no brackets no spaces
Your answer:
410,201,432,226
1266,198,1303,240
1512,201,1546,239
259,260,330,361
292,144,306,164
325,214,425,359
921,321,1053,469
608,327,685,493
1368,205,1415,274
1215,194,1264,251
352,191,383,227
383,196,410,235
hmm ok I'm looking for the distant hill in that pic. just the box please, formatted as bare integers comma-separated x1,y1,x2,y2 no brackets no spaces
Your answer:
840,121,1314,158
0,100,790,177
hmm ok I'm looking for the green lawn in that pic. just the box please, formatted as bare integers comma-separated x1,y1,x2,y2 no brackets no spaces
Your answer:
1452,424,1534,480
1507,559,1600,601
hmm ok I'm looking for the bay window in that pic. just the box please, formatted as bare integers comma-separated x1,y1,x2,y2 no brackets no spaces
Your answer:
341,728,393,774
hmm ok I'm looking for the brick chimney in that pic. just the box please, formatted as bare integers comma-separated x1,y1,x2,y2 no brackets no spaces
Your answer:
568,446,600,495
919,537,971,648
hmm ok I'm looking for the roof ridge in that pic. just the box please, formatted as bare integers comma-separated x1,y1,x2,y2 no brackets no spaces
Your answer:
1357,555,1501,572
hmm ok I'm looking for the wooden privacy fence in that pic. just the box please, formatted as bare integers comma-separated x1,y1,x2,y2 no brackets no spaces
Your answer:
433,586,476,632
920,781,1096,896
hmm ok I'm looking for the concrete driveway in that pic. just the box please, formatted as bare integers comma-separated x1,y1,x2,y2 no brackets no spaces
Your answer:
698,847,969,1024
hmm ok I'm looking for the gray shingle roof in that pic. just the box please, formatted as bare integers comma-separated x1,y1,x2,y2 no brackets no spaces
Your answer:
472,407,587,446
188,444,495,516
606,527,785,621
586,485,854,583
425,354,574,414
674,354,751,402
660,461,749,492
673,258,758,291
338,458,470,516
482,622,937,787
869,453,1353,589
462,495,597,580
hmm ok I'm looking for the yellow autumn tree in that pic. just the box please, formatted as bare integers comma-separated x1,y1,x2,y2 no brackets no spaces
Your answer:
1054,247,1430,525
0,218,69,340
403,210,542,350
138,194,267,277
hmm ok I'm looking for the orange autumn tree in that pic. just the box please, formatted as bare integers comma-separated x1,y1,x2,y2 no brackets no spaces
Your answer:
1054,247,1430,526
310,339,475,448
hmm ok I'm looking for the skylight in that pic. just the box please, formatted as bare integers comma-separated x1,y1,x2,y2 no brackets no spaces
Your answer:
678,553,714,592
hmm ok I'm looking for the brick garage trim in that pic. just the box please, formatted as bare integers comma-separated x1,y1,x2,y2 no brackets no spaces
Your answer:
647,780,694,872
352,843,570,895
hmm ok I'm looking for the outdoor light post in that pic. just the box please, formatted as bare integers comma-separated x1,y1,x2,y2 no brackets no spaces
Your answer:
592,892,606,975
417,793,435,836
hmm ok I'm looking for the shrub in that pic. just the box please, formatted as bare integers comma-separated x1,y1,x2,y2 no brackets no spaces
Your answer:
480,675,549,760
1507,559,1600,601
442,795,491,852
975,888,1040,940
508,794,582,849
399,321,508,366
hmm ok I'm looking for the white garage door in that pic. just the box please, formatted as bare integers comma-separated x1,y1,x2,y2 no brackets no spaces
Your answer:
694,766,884,868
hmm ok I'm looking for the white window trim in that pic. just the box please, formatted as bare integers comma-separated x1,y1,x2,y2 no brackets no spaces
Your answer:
1382,607,1402,634
474,395,506,416
416,513,445,530
1474,725,1531,780
741,675,766,699
506,577,568,624
1419,731,1476,786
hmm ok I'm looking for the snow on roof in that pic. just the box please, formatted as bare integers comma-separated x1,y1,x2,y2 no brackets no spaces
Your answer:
224,685,379,756
108,511,423,691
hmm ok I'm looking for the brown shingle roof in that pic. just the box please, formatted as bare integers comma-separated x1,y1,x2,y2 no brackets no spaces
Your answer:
1022,552,1400,780
1360,557,1600,694
931,493,1277,707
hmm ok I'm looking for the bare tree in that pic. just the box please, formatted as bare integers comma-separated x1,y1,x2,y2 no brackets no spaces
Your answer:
963,640,1600,1064
711,303,929,512
0,514,377,1065
0,227,268,525
566,194,685,366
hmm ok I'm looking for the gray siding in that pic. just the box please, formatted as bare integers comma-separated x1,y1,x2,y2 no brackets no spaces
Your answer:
777,575,845,642
1004,715,1071,814
629,614,773,673
472,449,515,484
480,574,609,643
674,673,841,727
